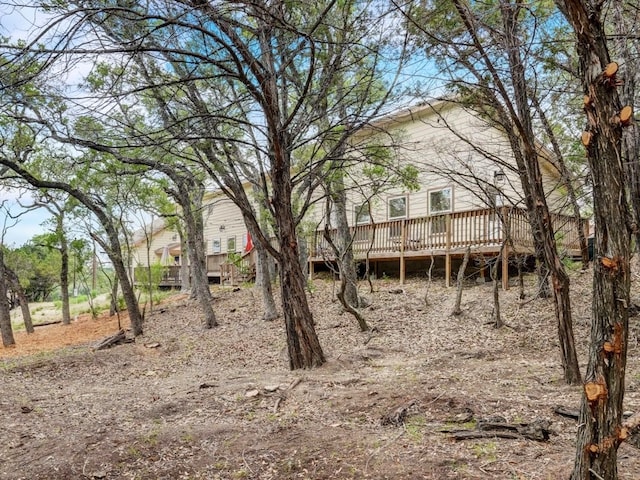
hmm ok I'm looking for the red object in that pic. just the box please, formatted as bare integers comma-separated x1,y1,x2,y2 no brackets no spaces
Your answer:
244,231,254,253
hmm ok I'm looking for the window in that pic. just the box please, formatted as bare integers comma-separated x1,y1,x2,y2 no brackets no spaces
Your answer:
354,202,371,225
388,196,407,238
227,236,236,253
212,238,221,253
429,187,453,214
388,196,407,220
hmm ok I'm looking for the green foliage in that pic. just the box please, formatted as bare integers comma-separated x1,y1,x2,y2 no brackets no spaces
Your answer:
4,240,61,302
227,252,250,276
136,263,167,293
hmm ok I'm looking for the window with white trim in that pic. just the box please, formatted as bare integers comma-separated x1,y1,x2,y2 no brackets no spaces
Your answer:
354,202,371,225
388,196,407,238
227,236,236,253
429,187,452,235
429,187,453,214
388,196,407,220
212,238,221,253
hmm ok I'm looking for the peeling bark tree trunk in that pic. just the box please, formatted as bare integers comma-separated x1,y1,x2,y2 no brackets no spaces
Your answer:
177,180,217,329
109,276,119,317
179,232,191,293
329,176,361,309
59,223,71,325
271,144,325,369
6,268,33,334
0,248,16,347
612,0,640,255
278,219,325,369
499,0,581,385
557,1,632,478
247,211,278,322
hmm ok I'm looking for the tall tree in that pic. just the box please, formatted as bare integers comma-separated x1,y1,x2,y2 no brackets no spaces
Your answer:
402,0,581,384
32,193,75,325
556,1,633,478
4,0,409,368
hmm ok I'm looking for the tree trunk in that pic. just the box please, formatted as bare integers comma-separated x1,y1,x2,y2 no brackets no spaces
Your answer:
250,217,279,321
278,234,325,369
109,276,119,317
612,0,640,256
0,248,16,347
59,229,71,325
272,167,325,369
557,1,632,478
6,267,34,334
331,180,361,309
531,94,590,268
179,233,191,293
178,181,217,328
184,202,217,328
498,0,580,384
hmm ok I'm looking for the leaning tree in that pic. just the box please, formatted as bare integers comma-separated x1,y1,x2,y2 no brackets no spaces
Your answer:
3,0,412,368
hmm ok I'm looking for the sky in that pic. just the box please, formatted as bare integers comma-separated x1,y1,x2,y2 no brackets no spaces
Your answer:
0,6,83,247
0,193,52,247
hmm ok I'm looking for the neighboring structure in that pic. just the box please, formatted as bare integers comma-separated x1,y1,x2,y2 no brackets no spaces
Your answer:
130,192,256,287
130,100,585,288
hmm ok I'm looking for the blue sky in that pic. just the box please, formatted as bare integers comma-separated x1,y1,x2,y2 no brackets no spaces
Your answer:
0,193,52,247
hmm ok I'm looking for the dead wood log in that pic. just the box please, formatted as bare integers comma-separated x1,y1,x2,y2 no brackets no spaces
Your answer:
448,417,551,442
93,330,130,350
381,399,417,426
33,320,63,328
553,405,580,420
451,430,521,441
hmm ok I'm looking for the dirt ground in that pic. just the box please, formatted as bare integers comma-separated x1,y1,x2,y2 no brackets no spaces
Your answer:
2,270,640,480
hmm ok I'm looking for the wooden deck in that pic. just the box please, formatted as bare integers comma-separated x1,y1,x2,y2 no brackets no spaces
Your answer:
309,207,586,287
134,251,257,288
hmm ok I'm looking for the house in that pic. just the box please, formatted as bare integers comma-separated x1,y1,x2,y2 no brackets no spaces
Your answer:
130,100,585,289
307,100,585,287
130,191,256,287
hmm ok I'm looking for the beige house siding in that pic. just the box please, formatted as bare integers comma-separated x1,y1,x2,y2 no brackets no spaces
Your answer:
333,101,568,228
131,220,180,267
202,195,253,257
131,190,254,270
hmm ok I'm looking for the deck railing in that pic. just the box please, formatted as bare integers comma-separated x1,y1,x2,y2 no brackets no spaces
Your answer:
312,207,584,259
133,265,182,286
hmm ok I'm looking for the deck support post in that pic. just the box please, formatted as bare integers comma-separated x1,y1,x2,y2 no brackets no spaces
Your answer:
309,260,314,280
501,244,510,290
445,214,452,287
500,206,510,290
400,219,406,285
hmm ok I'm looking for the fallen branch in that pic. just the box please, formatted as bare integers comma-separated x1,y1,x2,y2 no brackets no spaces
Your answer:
554,405,579,420
33,320,63,328
93,330,131,350
446,417,551,442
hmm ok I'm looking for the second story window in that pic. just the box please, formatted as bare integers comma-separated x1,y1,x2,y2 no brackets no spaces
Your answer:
388,196,407,220
354,202,371,225
429,187,453,215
